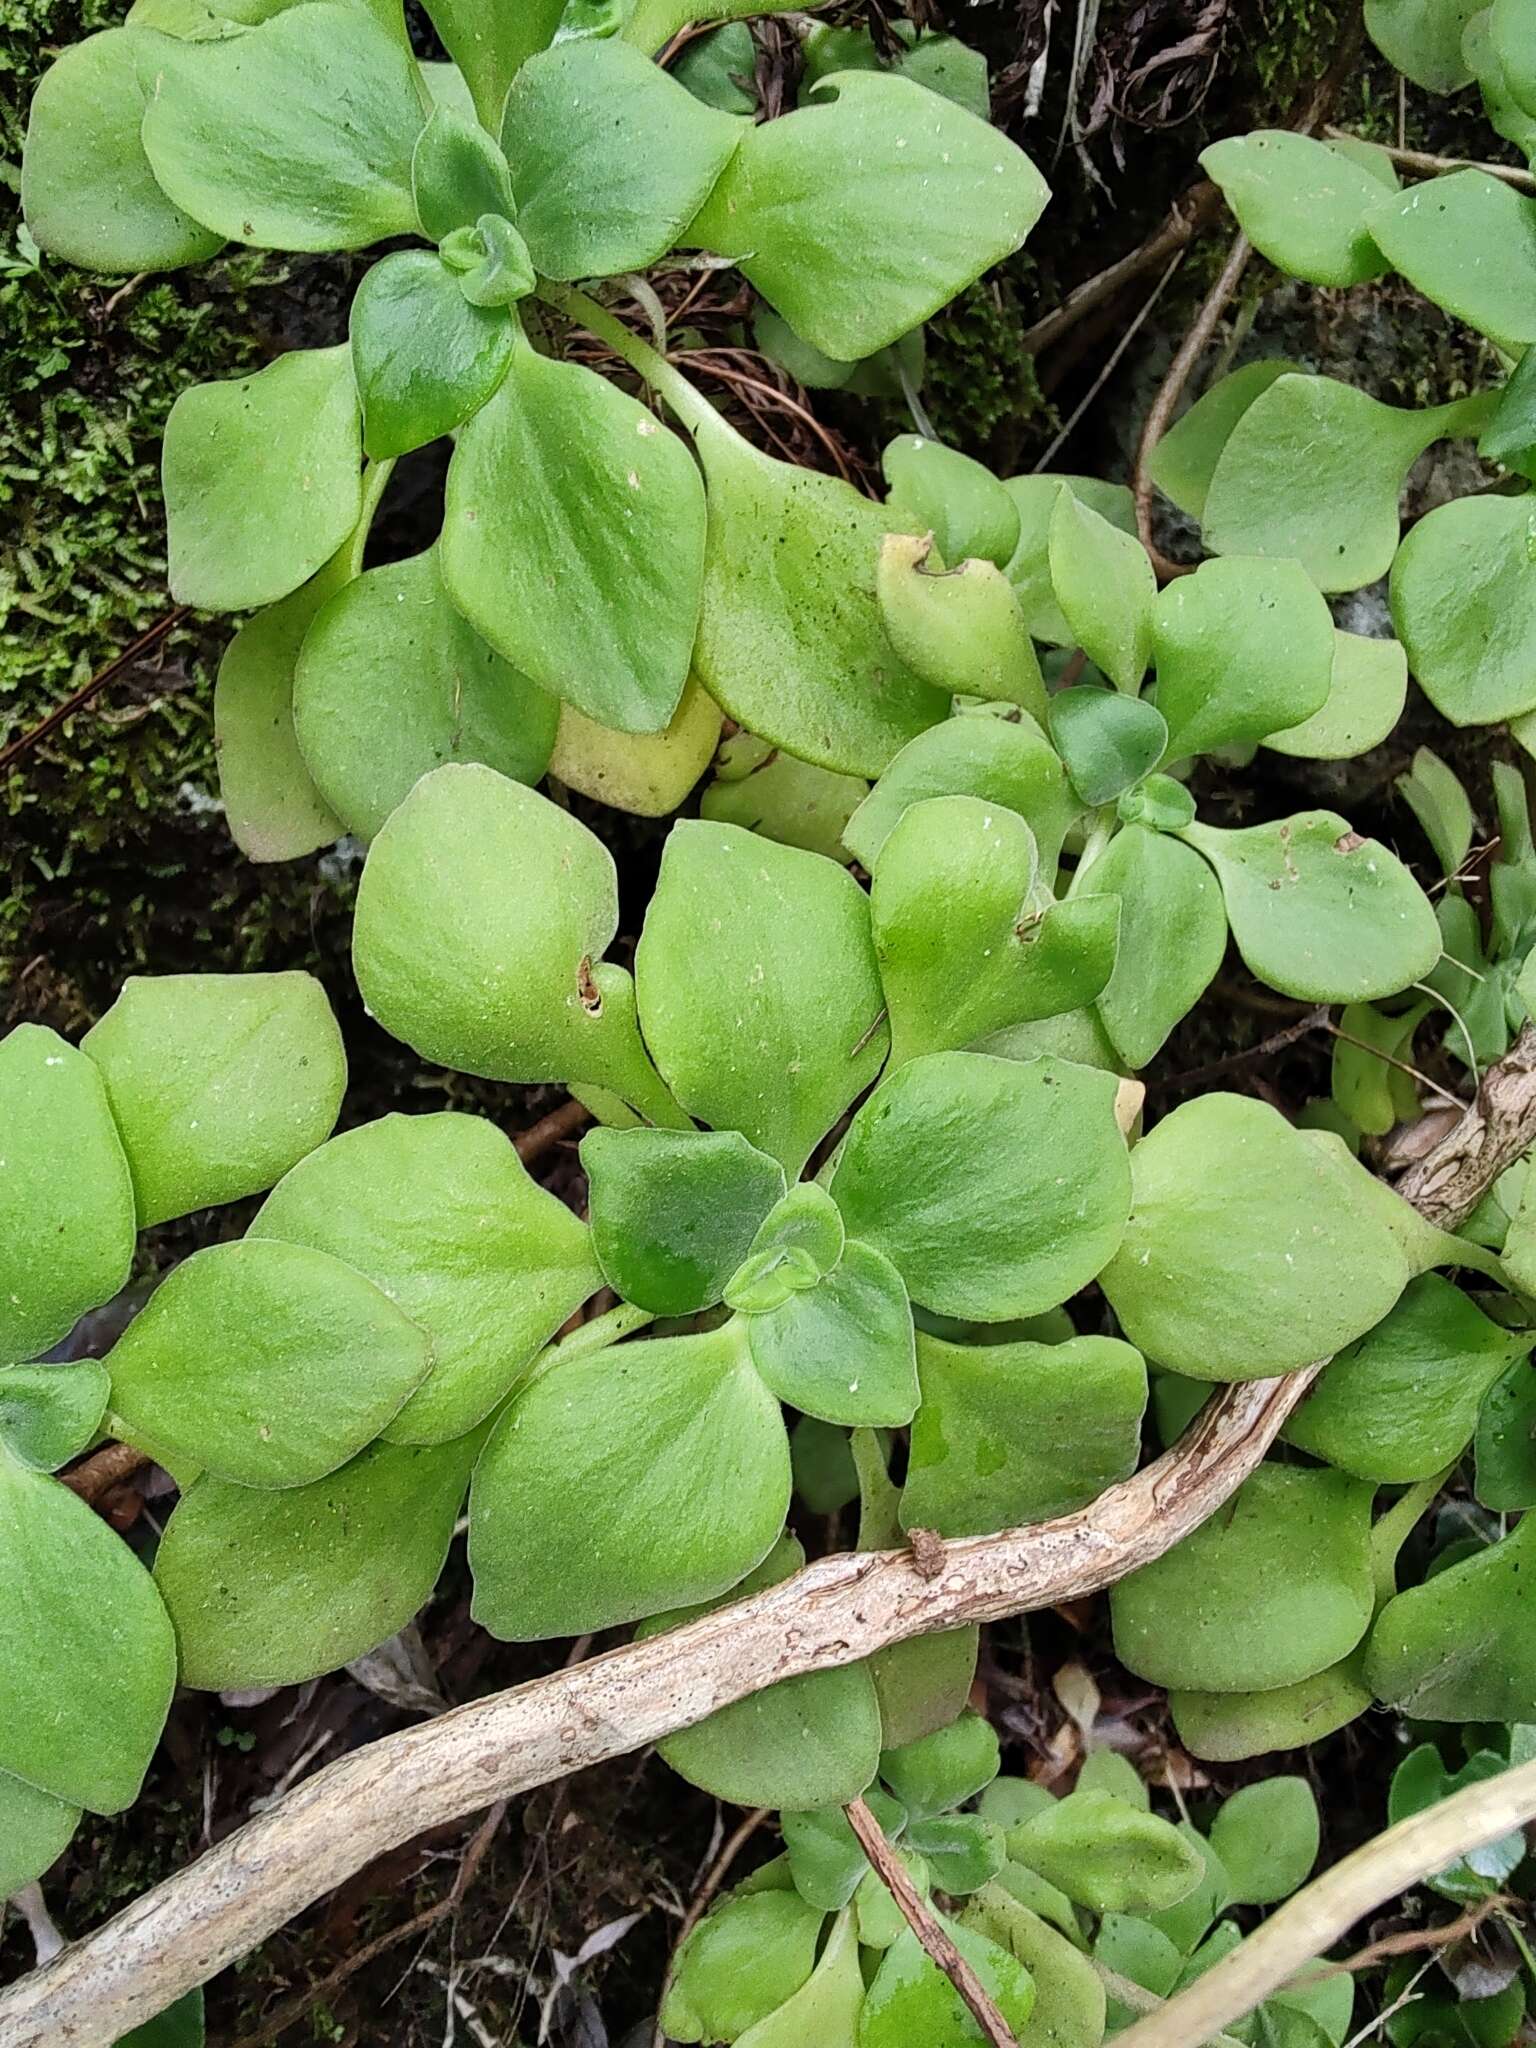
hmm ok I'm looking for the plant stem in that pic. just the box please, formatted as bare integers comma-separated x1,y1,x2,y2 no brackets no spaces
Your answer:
851,1427,902,1551
344,458,396,580
1066,814,1115,896
844,1798,1018,2048
549,1301,656,1366
539,281,723,438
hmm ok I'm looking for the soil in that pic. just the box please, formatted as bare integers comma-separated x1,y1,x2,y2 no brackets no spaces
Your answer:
1,1,1526,2040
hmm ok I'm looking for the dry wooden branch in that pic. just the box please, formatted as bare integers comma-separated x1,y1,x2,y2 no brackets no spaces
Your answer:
3,1028,1534,2047
1114,1758,1536,2048
846,1796,1019,2046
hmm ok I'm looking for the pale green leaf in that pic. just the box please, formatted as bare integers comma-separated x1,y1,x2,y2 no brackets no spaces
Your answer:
876,538,1048,719
1004,474,1137,642
583,1126,785,1316
0,1767,80,1897
1367,170,1536,351
1367,1513,1536,1721
1264,631,1409,760
859,1919,1035,2048
1145,360,1300,522
411,102,514,241
1390,492,1536,726
1081,826,1226,1068
662,1891,825,2044
1200,131,1392,287
1363,0,1480,91
883,435,1021,570
1209,1778,1319,1906
547,681,722,819
1009,1790,1204,1913
0,1362,110,1474
1152,558,1334,761
423,0,561,127
1048,487,1157,692
745,1240,920,1427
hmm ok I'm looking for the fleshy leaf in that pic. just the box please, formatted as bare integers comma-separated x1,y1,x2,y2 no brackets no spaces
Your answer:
875,538,1048,719
105,1239,432,1486
154,1429,482,1689
858,1919,1035,2048
1390,492,1536,727
783,1790,909,1910
1330,997,1430,1138
1008,1790,1204,1913
1180,812,1440,1004
0,1026,135,1365
871,1629,981,1750
1099,1093,1415,1380
1200,131,1393,287
903,1814,1004,1896
735,1905,866,2048
1004,475,1136,642
702,734,868,863
411,102,514,241
744,1240,919,1427
829,1051,1130,1320
883,436,1021,570
501,36,742,279
294,546,557,839
424,0,561,127
1081,826,1226,1068
1367,170,1536,351
1152,558,1334,761
162,345,362,612
1367,1513,1536,1722
662,1891,826,2045
0,1363,109,1475
1363,0,1480,91
1208,1778,1319,1906
353,765,683,1122
583,1126,784,1317
689,70,1048,359
1264,631,1409,761
1285,1274,1528,1483
871,795,1118,1065
635,820,888,1173
1202,374,1490,593
1475,1358,1536,1511
1048,488,1157,692
21,29,224,271
139,2,424,250
443,348,704,733
1145,360,1300,522
879,1706,999,1819
638,1534,882,1808
469,1323,790,1638
726,1182,847,1313
0,1767,80,1897
1111,1462,1376,1693
0,1448,176,1813
349,252,515,460
900,1331,1147,1538
82,971,345,1228
690,413,949,777
547,681,722,819
252,1111,600,1444
844,716,1079,878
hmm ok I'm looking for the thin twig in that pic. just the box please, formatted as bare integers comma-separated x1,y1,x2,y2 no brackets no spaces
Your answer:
0,608,188,776
1323,127,1536,192
1033,251,1187,473
1165,1006,1330,1090
513,1098,591,1166
652,1807,770,2048
1303,1896,1507,1981
1113,1759,1536,2048
1323,1024,1464,1112
1022,183,1221,357
845,1797,1018,2048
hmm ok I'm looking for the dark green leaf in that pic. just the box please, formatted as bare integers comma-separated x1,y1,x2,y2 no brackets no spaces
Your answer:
1081,826,1226,1068
583,1125,785,1316
350,252,515,460
411,102,514,241
1049,687,1167,804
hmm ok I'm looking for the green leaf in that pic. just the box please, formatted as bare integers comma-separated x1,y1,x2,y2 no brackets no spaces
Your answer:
1200,131,1393,287
745,1241,920,1427
1152,559,1335,761
1181,812,1441,1004
411,103,514,241
1048,488,1157,692
725,1182,847,1313
1080,826,1226,1068
964,1890,1106,2048
1208,1779,1319,1906
0,1766,80,1897
671,19,758,113
829,1052,1131,1320
1363,0,1481,91
905,1814,1005,1896
1145,360,1300,522
854,1850,934,1949
663,1891,826,2044
883,436,1021,570
583,1126,784,1316
860,1919,1036,2048
1100,1093,1416,1380
875,538,1049,720
901,1330,1146,1538
213,572,346,864
702,738,868,864
881,1707,999,1819
871,1628,981,1750
107,1239,432,1486
1203,374,1491,593
1142,1825,1233,1955
438,211,535,307
635,820,888,1173
21,29,223,272
1095,1911,1184,2023
294,547,556,839
736,1905,867,2048
470,1323,790,1638
353,765,683,1121
690,71,1047,360
1367,1512,1536,1721
0,1363,109,1474
639,1533,882,1808
1112,1462,1376,1693
442,348,703,733
1050,688,1167,804
547,681,722,820
163,345,362,611
844,716,1079,878
1004,475,1137,642
871,795,1118,1065
0,1449,176,1812
782,1789,909,1910
139,2,423,250
1009,1790,1204,1913
1367,171,1536,351
252,1111,599,1443
424,0,561,127
1481,346,1536,475
1388,1744,1527,1903
349,253,514,461
82,971,345,1228
1390,492,1536,726
1329,998,1429,1138
690,415,949,776
1491,0,1536,109
154,1429,480,1689
1475,1358,1536,1510
502,36,741,279
1468,4,1536,156
1265,631,1409,761
0,1026,135,1364
114,1992,205,2048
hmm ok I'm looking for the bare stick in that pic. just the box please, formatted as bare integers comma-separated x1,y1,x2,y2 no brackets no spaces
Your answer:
846,1797,1017,2046
1113,1758,1536,2048
0,608,188,776
3,1030,1533,2047
513,1097,591,1165
1323,127,1536,192
58,1442,149,1506
1022,183,1221,357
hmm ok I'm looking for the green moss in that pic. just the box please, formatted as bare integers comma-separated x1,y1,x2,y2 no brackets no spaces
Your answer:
920,273,1053,468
